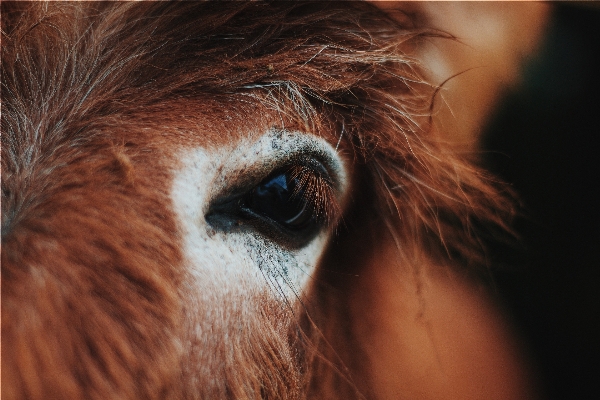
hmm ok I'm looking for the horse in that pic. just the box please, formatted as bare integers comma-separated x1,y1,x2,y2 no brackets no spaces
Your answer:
1,2,544,399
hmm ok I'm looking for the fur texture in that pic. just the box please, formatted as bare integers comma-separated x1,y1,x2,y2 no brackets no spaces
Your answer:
1,2,515,399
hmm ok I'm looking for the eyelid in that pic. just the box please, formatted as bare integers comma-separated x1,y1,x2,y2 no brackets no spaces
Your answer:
210,148,345,207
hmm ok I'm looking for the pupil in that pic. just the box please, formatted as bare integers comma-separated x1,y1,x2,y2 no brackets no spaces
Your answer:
248,171,313,229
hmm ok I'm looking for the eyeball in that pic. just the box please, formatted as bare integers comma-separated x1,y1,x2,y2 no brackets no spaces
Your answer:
243,168,316,232
206,157,339,248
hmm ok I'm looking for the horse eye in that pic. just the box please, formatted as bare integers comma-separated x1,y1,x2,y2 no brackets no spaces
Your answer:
243,169,315,232
206,160,338,247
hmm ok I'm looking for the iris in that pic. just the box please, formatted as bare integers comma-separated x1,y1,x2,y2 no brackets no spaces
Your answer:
245,169,314,231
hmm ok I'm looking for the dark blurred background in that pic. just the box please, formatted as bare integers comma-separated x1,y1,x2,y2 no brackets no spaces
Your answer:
482,4,600,400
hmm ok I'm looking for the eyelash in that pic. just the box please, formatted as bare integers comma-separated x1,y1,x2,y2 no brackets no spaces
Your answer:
285,164,339,225
207,159,340,248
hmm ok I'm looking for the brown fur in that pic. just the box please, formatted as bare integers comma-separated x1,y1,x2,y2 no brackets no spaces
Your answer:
1,2,516,399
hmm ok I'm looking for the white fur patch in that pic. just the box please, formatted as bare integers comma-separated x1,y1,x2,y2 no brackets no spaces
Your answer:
171,129,348,303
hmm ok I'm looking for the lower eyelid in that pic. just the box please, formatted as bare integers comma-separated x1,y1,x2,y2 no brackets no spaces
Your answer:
235,207,321,249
